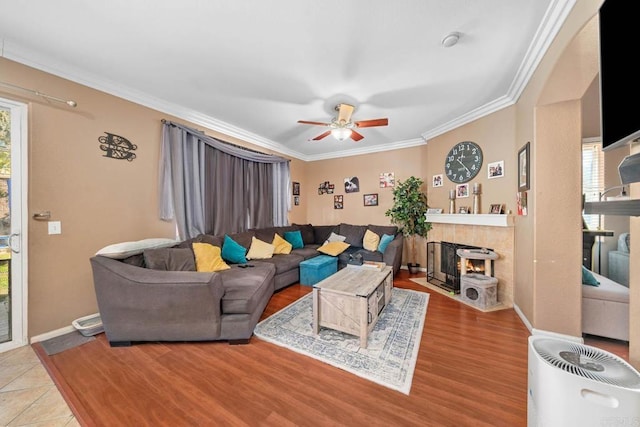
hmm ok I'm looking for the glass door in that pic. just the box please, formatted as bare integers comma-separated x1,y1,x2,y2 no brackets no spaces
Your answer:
0,98,26,352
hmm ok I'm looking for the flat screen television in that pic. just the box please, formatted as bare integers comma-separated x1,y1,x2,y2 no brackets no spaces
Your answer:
599,0,640,151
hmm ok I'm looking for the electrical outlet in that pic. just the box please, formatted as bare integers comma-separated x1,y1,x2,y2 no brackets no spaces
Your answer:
48,221,62,235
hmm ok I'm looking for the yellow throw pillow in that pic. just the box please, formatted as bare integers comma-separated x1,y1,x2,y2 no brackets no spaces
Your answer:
363,229,380,252
246,236,275,260
317,241,350,256
272,233,292,254
192,243,230,272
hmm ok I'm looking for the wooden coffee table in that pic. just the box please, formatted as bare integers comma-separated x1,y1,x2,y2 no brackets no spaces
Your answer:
312,265,393,348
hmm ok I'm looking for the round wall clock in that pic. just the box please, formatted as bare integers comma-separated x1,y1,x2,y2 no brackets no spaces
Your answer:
444,141,483,183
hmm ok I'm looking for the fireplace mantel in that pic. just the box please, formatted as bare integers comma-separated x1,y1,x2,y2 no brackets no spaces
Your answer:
425,213,514,227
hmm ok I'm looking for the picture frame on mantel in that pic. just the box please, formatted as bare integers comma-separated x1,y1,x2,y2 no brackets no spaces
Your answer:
518,142,530,191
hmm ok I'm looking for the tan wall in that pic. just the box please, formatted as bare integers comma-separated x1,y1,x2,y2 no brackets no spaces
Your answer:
0,57,304,336
425,107,517,215
305,146,429,265
533,100,583,335
513,0,603,328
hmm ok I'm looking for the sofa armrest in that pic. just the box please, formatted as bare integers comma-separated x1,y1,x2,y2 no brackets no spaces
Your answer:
90,256,225,343
382,234,404,276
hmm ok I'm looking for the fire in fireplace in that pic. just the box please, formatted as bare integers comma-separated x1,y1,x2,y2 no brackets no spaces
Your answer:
427,241,494,293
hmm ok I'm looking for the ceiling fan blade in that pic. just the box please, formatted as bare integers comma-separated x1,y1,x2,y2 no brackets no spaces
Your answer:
337,103,354,124
350,130,364,142
311,130,332,141
354,118,389,128
298,120,331,126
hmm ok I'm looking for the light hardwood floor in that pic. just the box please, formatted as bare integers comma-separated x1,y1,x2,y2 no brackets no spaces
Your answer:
32,271,628,427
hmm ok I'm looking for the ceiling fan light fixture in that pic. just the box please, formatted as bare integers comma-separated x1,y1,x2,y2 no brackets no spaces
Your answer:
441,32,460,48
331,128,352,141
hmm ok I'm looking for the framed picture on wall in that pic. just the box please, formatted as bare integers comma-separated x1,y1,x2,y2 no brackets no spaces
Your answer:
432,174,443,187
456,183,469,198
363,193,378,206
334,195,343,209
518,142,530,191
292,182,300,195
488,161,504,179
379,172,395,188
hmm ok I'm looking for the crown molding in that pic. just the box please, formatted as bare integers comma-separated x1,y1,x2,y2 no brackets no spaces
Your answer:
303,137,427,162
2,0,575,162
421,0,576,143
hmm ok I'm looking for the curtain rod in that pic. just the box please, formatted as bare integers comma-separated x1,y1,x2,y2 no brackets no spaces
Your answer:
161,119,278,157
0,81,77,107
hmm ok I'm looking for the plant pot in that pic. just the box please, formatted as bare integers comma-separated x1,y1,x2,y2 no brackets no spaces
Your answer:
407,263,421,275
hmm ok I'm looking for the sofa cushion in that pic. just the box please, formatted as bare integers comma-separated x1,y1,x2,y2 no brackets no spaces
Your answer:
246,237,275,260
220,264,275,314
192,243,230,272
253,227,278,244
253,253,304,275
284,230,304,249
581,266,600,286
226,231,254,250
338,224,367,247
96,238,179,259
272,233,292,254
221,235,248,264
143,247,196,271
313,225,337,245
363,229,380,251
367,224,398,238
179,234,223,249
121,254,146,268
293,223,315,245
582,271,629,304
291,246,322,260
378,233,395,253
318,241,350,256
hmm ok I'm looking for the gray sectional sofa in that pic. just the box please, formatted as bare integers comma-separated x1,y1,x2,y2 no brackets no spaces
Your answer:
90,223,403,347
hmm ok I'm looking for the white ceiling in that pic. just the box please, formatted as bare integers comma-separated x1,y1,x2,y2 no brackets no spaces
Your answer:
0,0,575,161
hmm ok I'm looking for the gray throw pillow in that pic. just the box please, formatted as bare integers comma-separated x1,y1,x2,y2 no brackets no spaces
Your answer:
143,248,196,271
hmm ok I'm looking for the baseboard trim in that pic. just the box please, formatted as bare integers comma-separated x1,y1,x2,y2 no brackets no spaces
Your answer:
30,325,76,344
513,303,532,333
513,304,584,343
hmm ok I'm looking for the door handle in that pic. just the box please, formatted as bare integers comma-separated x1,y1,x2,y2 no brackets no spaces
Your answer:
9,232,20,254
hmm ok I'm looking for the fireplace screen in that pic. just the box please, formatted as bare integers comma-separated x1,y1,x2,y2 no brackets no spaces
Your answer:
427,241,494,293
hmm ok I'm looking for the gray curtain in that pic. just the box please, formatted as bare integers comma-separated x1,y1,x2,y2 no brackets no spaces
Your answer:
159,121,290,239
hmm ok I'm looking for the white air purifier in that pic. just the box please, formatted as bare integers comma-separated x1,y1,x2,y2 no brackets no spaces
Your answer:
528,336,640,426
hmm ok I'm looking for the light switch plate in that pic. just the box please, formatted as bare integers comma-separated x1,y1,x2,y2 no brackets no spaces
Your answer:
48,221,61,235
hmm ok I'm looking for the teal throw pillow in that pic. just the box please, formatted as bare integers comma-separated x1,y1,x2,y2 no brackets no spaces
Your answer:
221,235,247,264
284,230,304,249
377,234,395,253
581,266,600,286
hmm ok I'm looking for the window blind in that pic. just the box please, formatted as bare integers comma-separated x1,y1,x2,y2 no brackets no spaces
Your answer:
582,141,604,230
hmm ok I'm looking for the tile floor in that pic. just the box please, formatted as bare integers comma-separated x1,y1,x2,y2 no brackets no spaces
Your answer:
0,345,78,426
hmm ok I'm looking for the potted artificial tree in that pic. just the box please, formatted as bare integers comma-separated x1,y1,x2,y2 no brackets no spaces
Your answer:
385,176,432,274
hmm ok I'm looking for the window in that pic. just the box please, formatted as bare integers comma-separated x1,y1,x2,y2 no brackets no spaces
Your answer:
582,140,604,230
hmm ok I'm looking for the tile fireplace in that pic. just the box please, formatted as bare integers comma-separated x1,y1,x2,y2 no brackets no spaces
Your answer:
424,213,515,308
427,241,495,293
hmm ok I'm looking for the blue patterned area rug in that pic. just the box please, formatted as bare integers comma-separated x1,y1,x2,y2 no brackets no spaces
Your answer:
254,288,429,395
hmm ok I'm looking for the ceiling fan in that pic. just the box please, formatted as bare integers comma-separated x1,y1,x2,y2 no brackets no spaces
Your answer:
297,103,388,142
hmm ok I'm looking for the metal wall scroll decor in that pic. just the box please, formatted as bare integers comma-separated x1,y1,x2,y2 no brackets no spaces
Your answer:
98,132,137,161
